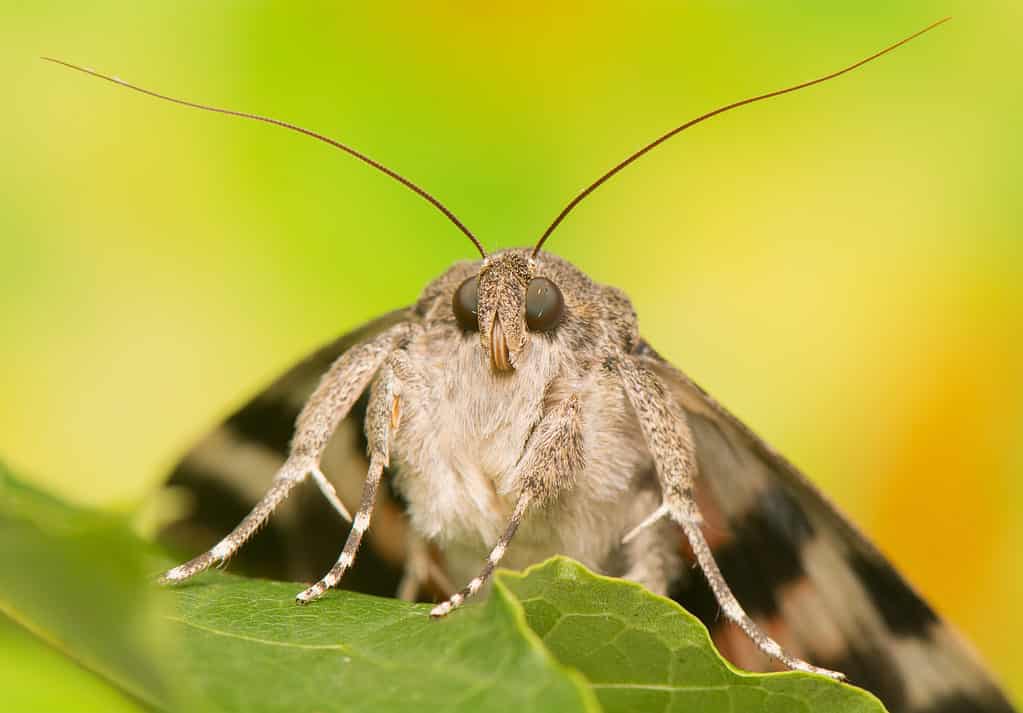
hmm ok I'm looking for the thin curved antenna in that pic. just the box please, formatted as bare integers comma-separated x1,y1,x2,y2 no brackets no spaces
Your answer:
532,17,950,258
42,57,487,259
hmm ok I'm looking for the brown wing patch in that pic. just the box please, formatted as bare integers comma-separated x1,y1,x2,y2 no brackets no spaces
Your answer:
639,348,1016,713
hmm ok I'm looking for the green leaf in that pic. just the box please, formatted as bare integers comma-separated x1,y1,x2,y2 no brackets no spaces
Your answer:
166,574,597,712
501,558,887,713
0,464,887,712
0,616,148,713
0,465,170,710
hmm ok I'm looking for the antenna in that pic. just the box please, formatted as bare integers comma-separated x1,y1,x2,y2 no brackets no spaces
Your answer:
532,17,950,257
42,57,487,259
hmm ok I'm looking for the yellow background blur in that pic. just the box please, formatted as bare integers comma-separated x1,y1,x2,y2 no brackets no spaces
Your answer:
2,2,1020,707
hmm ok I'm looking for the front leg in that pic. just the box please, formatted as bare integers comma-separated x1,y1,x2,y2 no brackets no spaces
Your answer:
430,393,584,617
616,354,843,680
160,322,414,584
296,356,403,603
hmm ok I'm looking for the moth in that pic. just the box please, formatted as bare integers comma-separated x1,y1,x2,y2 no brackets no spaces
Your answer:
49,18,1016,713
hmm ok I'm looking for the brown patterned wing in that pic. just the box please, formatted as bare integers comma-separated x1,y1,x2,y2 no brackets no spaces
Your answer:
157,309,412,596
638,344,1015,713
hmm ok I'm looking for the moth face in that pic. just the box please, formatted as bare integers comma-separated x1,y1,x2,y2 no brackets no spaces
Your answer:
450,251,566,373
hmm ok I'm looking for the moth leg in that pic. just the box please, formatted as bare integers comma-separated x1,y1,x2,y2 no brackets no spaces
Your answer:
431,394,584,617
396,533,429,602
295,359,400,603
621,489,682,596
616,355,844,681
429,493,530,617
160,322,412,585
310,466,352,523
397,532,454,601
425,555,455,598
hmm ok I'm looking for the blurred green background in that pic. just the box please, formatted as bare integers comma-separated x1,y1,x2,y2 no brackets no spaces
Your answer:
2,1,1020,707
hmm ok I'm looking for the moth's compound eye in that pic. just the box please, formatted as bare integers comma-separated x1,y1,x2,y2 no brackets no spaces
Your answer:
453,275,480,332
525,277,564,332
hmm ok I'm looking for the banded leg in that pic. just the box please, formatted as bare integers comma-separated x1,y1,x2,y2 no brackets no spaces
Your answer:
159,458,310,583
296,361,400,603
616,354,843,680
159,322,411,585
430,492,531,617
431,394,584,617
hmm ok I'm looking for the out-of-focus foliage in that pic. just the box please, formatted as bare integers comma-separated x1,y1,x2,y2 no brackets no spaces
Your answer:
1,1,1020,704
0,618,146,713
0,466,168,709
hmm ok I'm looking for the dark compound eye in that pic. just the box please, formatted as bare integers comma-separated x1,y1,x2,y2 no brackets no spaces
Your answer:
452,275,480,332
525,277,564,332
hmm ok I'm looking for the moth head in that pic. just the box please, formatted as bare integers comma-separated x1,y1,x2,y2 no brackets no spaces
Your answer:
451,251,566,373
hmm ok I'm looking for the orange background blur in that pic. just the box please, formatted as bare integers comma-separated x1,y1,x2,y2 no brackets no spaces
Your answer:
2,3,1020,707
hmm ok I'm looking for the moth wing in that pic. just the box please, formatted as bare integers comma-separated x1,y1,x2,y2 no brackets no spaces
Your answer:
158,309,411,595
637,344,1015,713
